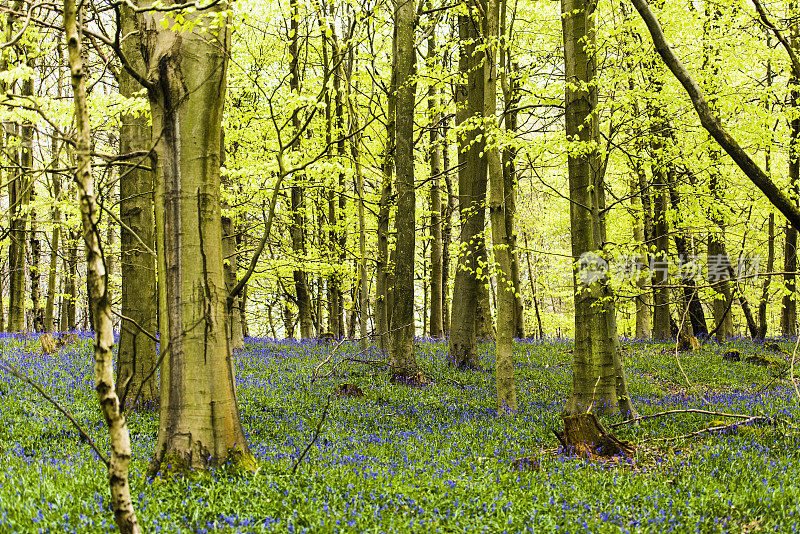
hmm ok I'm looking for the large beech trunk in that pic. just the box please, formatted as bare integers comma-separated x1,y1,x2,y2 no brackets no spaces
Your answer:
140,2,248,473
64,0,141,530
562,0,636,417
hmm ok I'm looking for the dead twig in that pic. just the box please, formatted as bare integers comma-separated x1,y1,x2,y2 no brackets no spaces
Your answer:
290,392,333,475
610,408,758,429
639,416,773,443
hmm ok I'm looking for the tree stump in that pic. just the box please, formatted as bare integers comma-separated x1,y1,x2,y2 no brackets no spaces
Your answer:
555,413,633,458
677,331,699,352
334,383,364,398
40,333,57,355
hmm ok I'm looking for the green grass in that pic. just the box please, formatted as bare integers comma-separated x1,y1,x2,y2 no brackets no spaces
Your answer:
0,333,798,532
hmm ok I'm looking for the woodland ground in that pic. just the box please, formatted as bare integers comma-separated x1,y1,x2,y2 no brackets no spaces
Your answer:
0,334,798,533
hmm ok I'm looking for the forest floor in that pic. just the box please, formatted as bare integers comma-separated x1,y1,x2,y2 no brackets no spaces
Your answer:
0,334,798,533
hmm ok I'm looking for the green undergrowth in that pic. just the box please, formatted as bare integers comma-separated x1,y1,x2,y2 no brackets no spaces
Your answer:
0,334,798,532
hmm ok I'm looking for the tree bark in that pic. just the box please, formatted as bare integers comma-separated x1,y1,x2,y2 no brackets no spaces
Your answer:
390,0,417,379
449,8,488,368
758,213,774,339
64,0,142,530
427,19,444,339
5,1,28,333
45,132,61,332
563,0,636,417
376,26,396,352
139,1,249,473
485,0,517,411
289,0,313,340
117,4,158,410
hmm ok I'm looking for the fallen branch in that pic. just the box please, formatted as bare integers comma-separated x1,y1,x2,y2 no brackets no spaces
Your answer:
290,392,333,475
639,416,773,443
610,408,757,429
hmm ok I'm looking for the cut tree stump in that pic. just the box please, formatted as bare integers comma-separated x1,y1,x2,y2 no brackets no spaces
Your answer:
554,413,634,458
677,331,699,352
40,333,57,355
334,383,365,398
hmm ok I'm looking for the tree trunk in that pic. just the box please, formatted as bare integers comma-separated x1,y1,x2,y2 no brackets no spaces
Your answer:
648,83,672,340
562,0,636,417
390,0,418,379
449,9,487,368
117,4,158,410
666,174,708,337
64,0,142,530
523,232,544,338
140,2,249,473
758,213,774,339
4,3,28,333
475,238,496,340
630,176,652,339
288,0,313,340
442,113,454,336
485,0,517,411
63,232,78,331
427,17,444,339
783,26,800,337
375,52,395,351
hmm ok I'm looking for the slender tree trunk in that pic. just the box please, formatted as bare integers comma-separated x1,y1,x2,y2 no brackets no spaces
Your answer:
648,85,672,340
65,232,78,330
442,114,454,336
5,2,28,333
140,1,249,473
630,177,652,339
288,0,313,339
523,232,544,338
784,24,800,337
427,16,444,338
562,0,636,417
475,238,496,340
375,56,395,350
758,213,775,339
390,0,417,379
64,1,141,530
485,0,517,411
449,9,488,368
666,173,708,337
117,4,158,410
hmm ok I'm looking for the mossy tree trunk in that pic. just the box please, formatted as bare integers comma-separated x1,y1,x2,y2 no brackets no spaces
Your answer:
485,0,517,412
140,2,248,473
562,0,637,418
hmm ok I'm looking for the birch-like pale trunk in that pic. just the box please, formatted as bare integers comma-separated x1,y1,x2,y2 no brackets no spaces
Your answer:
64,1,141,531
